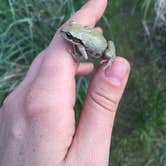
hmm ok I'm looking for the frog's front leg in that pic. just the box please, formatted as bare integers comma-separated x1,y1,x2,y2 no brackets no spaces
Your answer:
77,43,88,60
104,40,116,68
71,45,81,62
71,44,88,62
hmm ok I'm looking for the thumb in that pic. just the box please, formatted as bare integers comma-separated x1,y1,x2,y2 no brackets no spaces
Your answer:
67,57,130,165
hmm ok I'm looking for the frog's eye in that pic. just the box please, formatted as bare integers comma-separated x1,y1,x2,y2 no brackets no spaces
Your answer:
66,33,72,39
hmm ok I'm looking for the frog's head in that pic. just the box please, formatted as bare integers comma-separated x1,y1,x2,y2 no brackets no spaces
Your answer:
60,21,81,42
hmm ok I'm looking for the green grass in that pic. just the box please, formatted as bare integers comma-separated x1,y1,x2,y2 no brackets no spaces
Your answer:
0,0,166,165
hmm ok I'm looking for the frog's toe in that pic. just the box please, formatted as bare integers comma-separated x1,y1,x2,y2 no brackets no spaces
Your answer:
103,58,115,69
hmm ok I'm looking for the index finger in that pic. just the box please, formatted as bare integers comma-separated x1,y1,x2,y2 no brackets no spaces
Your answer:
45,0,108,74
70,0,107,26
57,0,107,34
35,0,108,92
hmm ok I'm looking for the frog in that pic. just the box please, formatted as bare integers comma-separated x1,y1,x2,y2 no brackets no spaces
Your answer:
60,21,116,68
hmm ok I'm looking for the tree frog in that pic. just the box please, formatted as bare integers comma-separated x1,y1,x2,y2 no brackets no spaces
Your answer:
60,21,116,68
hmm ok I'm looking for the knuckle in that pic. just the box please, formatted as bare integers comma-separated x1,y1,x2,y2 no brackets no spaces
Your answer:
89,89,118,112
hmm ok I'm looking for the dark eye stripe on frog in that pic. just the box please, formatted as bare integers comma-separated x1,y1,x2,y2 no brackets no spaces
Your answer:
66,33,83,44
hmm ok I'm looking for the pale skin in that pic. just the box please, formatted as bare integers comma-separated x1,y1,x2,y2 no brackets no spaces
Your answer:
0,0,130,166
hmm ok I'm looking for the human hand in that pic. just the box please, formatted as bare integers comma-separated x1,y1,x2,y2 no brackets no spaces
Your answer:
0,0,130,166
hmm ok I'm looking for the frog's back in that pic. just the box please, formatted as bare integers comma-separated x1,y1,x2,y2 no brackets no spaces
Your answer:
71,25,107,54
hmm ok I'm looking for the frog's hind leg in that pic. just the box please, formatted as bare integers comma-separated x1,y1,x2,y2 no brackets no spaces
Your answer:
104,41,116,69
105,41,116,59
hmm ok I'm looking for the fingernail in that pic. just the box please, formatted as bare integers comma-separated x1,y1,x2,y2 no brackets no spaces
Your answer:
104,60,128,86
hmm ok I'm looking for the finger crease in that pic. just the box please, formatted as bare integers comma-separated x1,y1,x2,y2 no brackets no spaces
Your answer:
95,91,118,106
89,93,115,113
